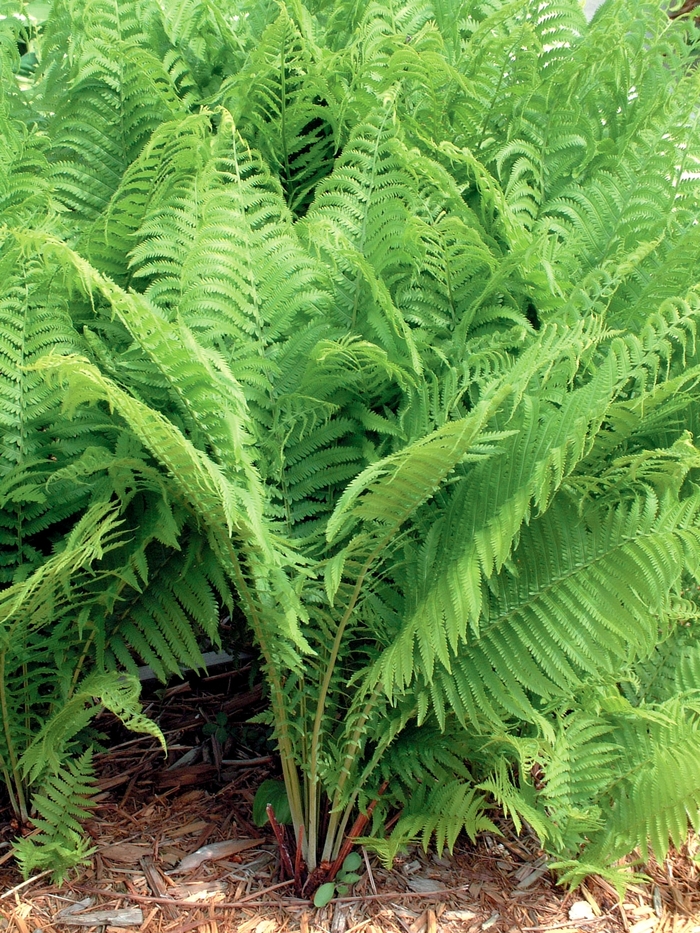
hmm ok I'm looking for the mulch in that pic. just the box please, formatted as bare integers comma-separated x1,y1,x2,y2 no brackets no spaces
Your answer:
2,663,700,933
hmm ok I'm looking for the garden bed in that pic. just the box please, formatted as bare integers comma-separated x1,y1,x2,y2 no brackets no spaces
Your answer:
2,669,700,933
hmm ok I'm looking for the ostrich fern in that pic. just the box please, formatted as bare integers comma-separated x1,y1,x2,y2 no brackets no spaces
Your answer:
3,0,700,887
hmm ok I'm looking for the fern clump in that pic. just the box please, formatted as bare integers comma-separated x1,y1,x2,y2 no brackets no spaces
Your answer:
3,0,700,889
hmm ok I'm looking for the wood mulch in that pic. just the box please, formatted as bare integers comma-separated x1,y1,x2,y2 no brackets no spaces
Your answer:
2,663,700,933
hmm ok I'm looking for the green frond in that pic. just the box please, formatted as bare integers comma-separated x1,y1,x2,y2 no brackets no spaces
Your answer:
384,779,497,857
631,620,700,705
39,0,185,224
0,499,125,639
36,352,246,540
21,231,270,536
158,0,249,99
12,749,96,883
20,671,164,784
478,758,554,843
589,705,700,863
536,711,620,851
327,385,510,544
370,328,632,696
0,243,112,582
84,111,212,280
301,106,424,364
105,531,226,681
386,492,700,722
125,112,332,362
223,5,336,215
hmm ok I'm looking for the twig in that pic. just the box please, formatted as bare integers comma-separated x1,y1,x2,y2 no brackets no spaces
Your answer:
618,900,631,933
332,883,472,904
345,921,374,933
0,870,52,900
362,847,377,896
220,756,273,767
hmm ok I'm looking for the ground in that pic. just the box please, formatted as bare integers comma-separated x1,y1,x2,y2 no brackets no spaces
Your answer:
2,664,700,933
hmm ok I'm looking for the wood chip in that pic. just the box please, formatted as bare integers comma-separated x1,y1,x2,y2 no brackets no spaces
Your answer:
253,922,276,933
237,918,260,933
168,882,227,903
100,843,152,863
168,820,210,839
157,765,217,788
55,908,143,926
405,878,447,894
631,920,659,933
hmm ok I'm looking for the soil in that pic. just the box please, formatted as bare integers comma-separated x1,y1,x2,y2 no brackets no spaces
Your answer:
2,664,700,933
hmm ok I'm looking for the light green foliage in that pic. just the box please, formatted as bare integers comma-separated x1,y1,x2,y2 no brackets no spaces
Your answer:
12,749,97,883
313,852,364,906
2,0,700,888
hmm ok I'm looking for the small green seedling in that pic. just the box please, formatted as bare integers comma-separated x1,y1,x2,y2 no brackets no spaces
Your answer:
313,852,363,908
203,711,230,743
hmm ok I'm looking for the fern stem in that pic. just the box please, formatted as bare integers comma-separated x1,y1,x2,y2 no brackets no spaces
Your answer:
0,652,29,823
322,683,387,863
307,543,384,869
68,630,96,699
217,536,306,849
0,760,22,822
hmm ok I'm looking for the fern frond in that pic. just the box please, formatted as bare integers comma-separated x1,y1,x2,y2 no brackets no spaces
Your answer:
20,671,164,783
39,0,184,224
387,779,497,856
0,243,112,582
12,749,97,883
588,704,700,863
224,5,336,215
105,530,226,680
327,385,510,544
386,493,700,725
301,105,423,366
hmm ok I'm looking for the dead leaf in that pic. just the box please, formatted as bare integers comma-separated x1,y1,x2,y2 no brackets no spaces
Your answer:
174,838,261,872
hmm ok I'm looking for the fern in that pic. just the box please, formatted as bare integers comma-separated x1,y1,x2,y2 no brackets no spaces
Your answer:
4,0,700,889
368,780,498,863
12,750,97,884
223,5,336,215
